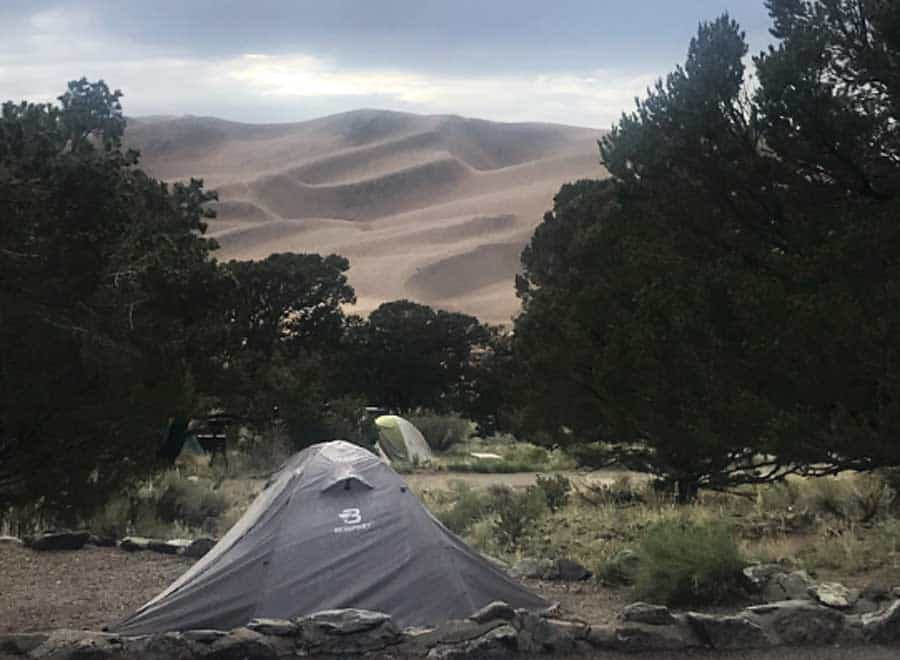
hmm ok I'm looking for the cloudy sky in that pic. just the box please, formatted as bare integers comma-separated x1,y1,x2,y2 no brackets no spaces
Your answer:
2,1,773,129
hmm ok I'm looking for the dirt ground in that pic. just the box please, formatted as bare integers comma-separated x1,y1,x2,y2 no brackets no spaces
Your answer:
0,542,627,634
4,544,899,659
0,544,192,633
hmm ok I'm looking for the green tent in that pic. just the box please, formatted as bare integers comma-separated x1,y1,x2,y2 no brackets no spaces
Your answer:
374,415,433,463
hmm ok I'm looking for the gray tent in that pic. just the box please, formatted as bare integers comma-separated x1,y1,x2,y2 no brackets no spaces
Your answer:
115,441,545,634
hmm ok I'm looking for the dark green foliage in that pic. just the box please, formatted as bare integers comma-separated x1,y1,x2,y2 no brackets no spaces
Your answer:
352,300,492,413
156,479,229,527
512,3,900,499
408,412,471,451
533,474,571,512
208,253,357,447
0,79,220,523
634,520,746,606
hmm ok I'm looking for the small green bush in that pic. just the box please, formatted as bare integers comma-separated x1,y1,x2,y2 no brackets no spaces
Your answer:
634,520,746,606
534,474,571,512
597,549,640,586
409,413,471,452
490,485,546,548
434,482,495,535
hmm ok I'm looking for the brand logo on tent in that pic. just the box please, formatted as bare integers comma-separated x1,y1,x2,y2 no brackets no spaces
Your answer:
334,508,372,533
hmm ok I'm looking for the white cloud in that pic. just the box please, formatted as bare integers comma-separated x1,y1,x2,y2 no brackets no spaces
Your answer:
1,7,653,128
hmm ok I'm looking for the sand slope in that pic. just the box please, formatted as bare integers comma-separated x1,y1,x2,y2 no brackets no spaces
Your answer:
127,109,606,323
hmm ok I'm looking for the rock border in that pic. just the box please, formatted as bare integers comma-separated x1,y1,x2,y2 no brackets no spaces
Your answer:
3,597,900,659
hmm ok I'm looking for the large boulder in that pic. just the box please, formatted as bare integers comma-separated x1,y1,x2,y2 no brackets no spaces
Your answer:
28,630,125,659
25,530,89,551
246,618,298,636
810,582,858,609
742,563,784,591
588,621,700,653
426,624,518,659
747,599,847,644
203,627,278,660
555,558,592,581
762,570,816,601
296,609,402,655
862,599,900,642
468,601,516,624
513,610,585,654
686,612,773,649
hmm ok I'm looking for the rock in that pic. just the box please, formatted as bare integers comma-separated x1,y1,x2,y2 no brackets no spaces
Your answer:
147,540,182,555
119,536,153,552
620,602,676,626
555,557,591,581
204,627,276,660
748,599,847,644
0,632,49,655
124,632,200,660
513,610,585,654
25,530,89,551
588,622,700,652
861,583,891,602
855,598,882,615
183,537,217,558
810,582,858,609
301,608,393,634
297,609,401,655
426,624,518,659
469,601,516,623
762,570,815,602
180,629,228,643
29,630,124,659
510,557,557,580
246,618,298,636
0,535,23,546
685,612,772,649
892,586,900,599
411,619,507,648
165,538,193,551
862,599,900,642
87,534,117,547
742,563,783,591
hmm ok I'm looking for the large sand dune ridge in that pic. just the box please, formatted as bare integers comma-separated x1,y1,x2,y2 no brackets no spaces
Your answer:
126,109,606,324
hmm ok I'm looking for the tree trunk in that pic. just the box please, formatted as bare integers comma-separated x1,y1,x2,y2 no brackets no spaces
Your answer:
675,478,700,504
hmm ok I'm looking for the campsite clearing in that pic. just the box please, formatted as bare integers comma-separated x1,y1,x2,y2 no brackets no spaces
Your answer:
0,542,622,634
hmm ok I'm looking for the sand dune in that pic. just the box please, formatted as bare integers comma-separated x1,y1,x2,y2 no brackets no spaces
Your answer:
127,109,606,323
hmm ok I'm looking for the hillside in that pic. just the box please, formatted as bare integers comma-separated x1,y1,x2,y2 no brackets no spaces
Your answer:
126,110,606,323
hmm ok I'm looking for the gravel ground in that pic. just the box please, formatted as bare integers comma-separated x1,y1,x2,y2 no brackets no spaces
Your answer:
0,543,192,633
2,543,898,660
0,542,624,633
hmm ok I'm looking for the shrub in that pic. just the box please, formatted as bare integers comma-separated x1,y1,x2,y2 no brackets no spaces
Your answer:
634,520,746,607
155,473,229,528
491,485,546,548
597,549,640,586
533,474,571,512
433,482,495,535
409,413,471,452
